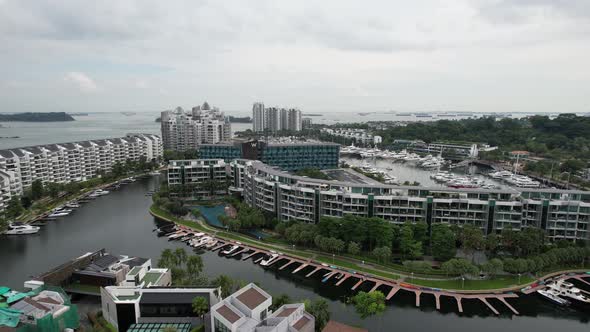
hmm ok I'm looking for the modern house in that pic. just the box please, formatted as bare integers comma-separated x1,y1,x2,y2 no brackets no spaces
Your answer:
101,286,221,332
210,283,314,332
28,250,171,296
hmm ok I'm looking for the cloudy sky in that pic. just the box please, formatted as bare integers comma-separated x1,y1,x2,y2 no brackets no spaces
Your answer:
0,0,589,113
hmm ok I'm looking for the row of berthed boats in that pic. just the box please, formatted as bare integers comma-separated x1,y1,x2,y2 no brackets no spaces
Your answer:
488,170,541,188
2,177,139,236
340,145,448,169
159,225,286,266
430,171,499,189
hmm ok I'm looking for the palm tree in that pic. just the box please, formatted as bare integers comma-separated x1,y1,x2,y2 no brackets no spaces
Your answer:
192,296,209,323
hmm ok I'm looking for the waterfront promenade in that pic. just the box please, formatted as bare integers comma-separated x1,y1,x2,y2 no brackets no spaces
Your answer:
150,206,590,316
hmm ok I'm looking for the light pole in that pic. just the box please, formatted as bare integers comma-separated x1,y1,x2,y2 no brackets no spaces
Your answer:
461,276,465,289
518,273,521,284
561,171,571,189
332,253,335,264
411,272,414,282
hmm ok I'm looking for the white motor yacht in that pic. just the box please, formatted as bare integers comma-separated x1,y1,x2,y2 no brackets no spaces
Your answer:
547,280,590,304
4,223,40,235
537,288,570,306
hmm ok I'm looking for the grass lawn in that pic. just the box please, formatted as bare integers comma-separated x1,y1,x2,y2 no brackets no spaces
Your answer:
315,254,400,280
409,275,535,290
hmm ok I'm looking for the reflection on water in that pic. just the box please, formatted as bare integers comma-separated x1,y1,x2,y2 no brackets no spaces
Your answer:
0,177,588,331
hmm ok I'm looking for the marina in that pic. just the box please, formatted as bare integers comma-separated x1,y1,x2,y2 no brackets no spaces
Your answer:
1,177,589,331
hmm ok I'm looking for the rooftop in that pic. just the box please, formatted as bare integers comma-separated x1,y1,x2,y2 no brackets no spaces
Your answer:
127,322,192,332
141,272,163,286
293,316,311,331
217,304,241,323
236,287,268,310
322,320,368,332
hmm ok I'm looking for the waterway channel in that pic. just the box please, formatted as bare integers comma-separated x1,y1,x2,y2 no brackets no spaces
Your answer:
1,176,588,331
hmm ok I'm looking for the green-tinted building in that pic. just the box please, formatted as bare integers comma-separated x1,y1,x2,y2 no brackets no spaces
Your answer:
198,139,339,171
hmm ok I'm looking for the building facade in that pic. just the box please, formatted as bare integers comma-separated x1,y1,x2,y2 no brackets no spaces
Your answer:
198,140,340,171
167,159,229,200
232,160,590,242
252,102,265,133
251,103,302,133
210,283,314,332
320,128,381,145
0,134,162,212
161,102,231,151
102,286,221,332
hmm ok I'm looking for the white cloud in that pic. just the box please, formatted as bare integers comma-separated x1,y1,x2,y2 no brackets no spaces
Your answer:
0,0,589,112
64,71,98,92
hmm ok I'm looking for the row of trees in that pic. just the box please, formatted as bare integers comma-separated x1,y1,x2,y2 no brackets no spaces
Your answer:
441,245,590,278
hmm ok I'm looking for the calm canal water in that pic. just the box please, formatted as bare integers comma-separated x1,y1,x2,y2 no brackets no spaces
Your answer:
1,176,588,331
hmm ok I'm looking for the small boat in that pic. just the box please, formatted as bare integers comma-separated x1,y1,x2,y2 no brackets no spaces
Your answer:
205,238,218,249
3,223,40,235
537,289,570,306
191,236,212,248
89,189,110,197
65,202,80,209
149,171,160,176
168,232,187,240
48,210,71,217
221,245,240,255
260,252,279,266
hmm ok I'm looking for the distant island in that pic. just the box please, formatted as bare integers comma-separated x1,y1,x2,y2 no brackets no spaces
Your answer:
0,112,75,122
68,112,89,116
302,113,322,116
155,117,161,123
228,116,252,123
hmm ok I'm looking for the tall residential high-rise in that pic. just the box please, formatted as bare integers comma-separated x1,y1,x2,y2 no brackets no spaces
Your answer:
287,108,302,131
161,102,231,151
302,117,312,129
264,107,281,133
251,102,302,133
252,102,265,132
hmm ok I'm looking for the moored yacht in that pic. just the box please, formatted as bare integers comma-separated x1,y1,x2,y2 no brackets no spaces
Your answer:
547,280,590,304
537,288,570,306
3,223,40,235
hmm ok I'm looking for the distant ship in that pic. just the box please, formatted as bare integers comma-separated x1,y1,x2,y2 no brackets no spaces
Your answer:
415,113,432,117
121,112,136,116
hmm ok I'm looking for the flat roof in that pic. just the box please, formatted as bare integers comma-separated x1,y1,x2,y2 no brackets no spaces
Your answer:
141,272,163,285
322,320,368,332
236,287,268,310
276,307,296,317
322,169,381,185
292,316,311,331
217,304,240,323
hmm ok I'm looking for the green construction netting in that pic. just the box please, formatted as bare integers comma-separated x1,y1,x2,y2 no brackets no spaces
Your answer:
0,287,10,296
0,285,79,332
0,308,22,328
